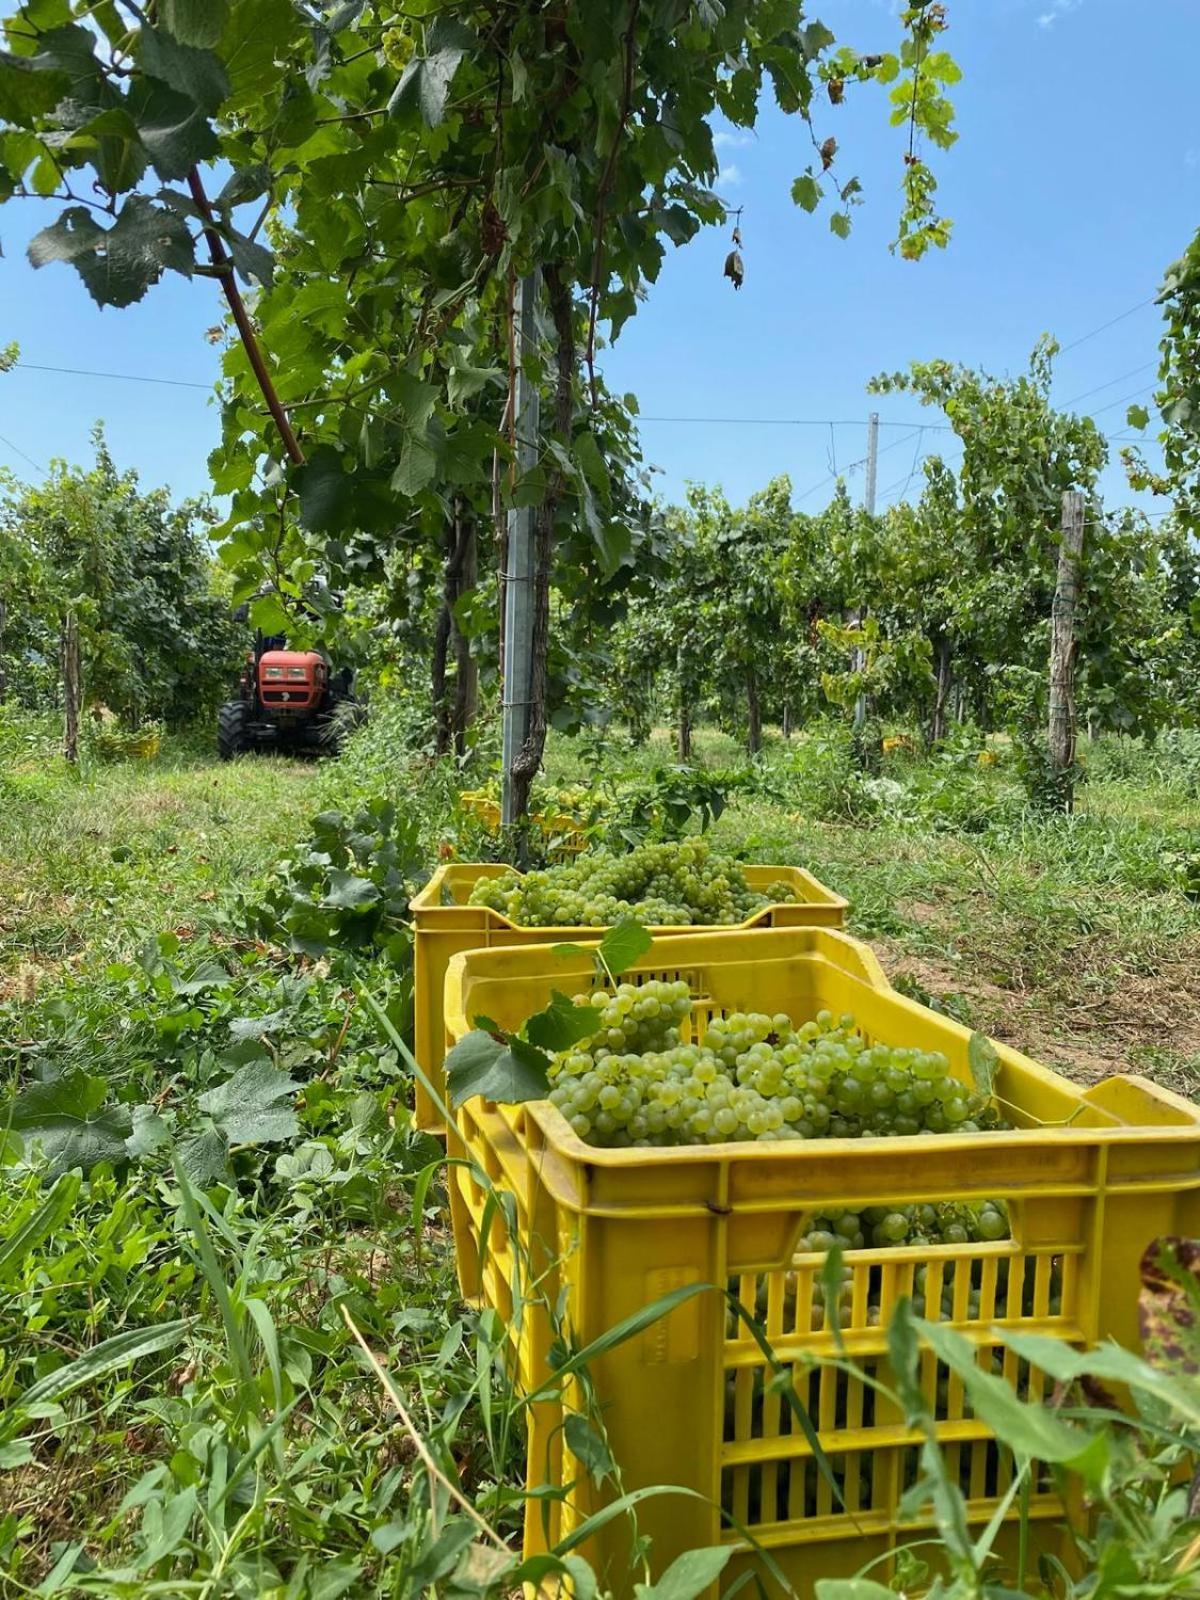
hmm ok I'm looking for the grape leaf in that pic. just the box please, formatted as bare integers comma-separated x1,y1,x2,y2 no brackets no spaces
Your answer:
28,196,193,307
967,1031,998,1098
1139,1237,1200,1382
387,18,476,128
0,50,71,127
1126,403,1150,431
160,0,228,47
446,1030,551,1107
127,77,220,179
138,26,230,112
524,990,601,1053
125,1105,170,1159
9,1071,132,1176
175,1126,229,1186
791,173,822,212
598,918,652,976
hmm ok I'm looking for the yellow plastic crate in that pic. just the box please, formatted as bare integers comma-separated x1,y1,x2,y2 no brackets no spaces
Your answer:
410,863,849,1135
443,927,1200,1598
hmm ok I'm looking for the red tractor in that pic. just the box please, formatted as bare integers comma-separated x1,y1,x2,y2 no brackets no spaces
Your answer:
217,631,362,759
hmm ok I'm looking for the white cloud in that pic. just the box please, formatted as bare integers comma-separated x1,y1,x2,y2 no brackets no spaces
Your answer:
720,163,743,187
713,129,750,150
1038,0,1081,27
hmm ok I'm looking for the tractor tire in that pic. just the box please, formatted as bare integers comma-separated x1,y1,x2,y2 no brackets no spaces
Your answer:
217,700,249,761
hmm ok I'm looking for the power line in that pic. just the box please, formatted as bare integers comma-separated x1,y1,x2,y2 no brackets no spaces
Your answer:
1057,295,1158,356
0,430,45,475
1061,361,1157,409
13,361,212,392
1090,382,1157,420
638,413,954,431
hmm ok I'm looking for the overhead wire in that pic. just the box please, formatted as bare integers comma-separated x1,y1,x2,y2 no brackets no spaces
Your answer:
12,360,212,391
0,431,46,475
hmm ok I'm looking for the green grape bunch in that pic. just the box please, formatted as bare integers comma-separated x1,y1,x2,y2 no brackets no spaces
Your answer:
468,840,782,927
546,988,1001,1150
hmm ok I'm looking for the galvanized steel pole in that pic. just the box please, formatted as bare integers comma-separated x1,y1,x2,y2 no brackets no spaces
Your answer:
501,272,541,828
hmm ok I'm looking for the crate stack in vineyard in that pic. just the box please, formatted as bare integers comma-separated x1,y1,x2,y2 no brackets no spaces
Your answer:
410,861,848,1135
417,871,1200,1598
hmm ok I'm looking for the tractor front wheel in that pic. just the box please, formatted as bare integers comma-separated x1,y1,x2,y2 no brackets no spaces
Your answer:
217,700,249,761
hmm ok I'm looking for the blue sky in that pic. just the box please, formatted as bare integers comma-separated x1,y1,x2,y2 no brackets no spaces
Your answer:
1,0,1197,519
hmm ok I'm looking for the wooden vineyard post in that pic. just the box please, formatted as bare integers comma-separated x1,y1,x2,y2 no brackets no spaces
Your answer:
61,609,81,764
1048,490,1085,810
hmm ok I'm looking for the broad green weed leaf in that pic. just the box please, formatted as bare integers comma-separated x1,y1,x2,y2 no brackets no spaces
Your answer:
564,1412,614,1485
407,1520,476,1588
10,1072,131,1177
0,1170,81,1279
175,1126,228,1186
197,1061,300,1145
815,1583,897,1600
918,1319,1090,1464
137,1485,197,1570
21,1319,191,1407
634,1546,732,1599
322,868,380,912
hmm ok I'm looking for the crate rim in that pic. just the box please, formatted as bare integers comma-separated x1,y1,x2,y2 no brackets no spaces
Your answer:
411,859,850,927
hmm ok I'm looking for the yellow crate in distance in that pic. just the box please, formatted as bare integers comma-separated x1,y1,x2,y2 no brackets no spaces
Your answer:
410,862,849,1135
443,926,1200,1599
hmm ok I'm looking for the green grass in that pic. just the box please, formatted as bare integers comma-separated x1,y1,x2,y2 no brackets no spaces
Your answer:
0,739,315,985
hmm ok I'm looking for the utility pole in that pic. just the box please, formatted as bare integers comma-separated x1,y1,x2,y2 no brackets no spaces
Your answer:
1048,490,1085,811
500,272,541,829
852,412,879,731
864,410,879,516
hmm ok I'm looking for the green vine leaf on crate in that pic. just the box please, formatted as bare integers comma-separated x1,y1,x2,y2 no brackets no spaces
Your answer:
967,1031,999,1098
9,1071,132,1177
564,1412,614,1486
445,1030,551,1108
524,990,603,1053
1139,1236,1200,1382
633,1547,733,1600
599,918,653,975
551,918,653,978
